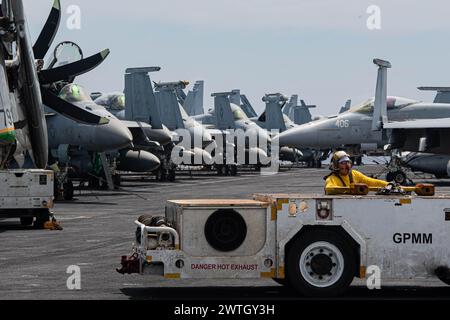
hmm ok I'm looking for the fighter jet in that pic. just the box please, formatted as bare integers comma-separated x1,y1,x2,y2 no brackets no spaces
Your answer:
192,91,272,170
50,83,163,177
277,58,450,163
251,93,325,167
110,67,220,179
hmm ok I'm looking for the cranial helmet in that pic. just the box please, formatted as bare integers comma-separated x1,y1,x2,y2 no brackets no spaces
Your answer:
330,150,352,171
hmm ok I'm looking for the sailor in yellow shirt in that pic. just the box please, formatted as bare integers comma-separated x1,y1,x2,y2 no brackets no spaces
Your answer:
324,151,388,194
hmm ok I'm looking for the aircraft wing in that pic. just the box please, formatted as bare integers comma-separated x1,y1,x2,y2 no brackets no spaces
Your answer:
121,120,151,129
384,118,450,129
206,128,230,135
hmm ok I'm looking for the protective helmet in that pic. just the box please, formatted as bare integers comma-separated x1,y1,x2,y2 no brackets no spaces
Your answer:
330,150,352,171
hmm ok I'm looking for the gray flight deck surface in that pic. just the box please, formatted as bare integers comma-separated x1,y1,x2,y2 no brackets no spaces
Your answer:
1,165,449,300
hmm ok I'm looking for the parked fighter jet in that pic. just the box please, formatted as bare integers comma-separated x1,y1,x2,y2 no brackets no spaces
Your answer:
277,58,450,163
112,67,221,179
51,84,162,179
252,93,325,167
192,91,271,169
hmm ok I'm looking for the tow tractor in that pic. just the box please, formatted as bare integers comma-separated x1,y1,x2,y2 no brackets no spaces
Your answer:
118,183,450,297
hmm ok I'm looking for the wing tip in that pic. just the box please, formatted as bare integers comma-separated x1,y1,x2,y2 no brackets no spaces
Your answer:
53,0,61,10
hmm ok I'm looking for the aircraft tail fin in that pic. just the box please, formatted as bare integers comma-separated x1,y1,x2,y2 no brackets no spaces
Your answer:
417,86,450,103
211,92,235,130
124,67,163,129
283,95,298,116
154,81,188,130
261,93,288,131
339,99,352,113
372,58,391,131
229,89,241,106
176,87,187,106
240,94,258,118
183,80,204,116
292,100,316,125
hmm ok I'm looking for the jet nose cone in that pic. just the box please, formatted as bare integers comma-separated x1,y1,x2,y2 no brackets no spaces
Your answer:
277,126,315,149
96,119,133,151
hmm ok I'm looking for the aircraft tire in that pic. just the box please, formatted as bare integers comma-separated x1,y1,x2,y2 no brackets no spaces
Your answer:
20,216,34,226
392,171,407,185
34,209,51,229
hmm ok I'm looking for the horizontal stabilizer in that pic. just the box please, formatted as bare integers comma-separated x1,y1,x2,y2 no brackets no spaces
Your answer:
126,67,161,74
300,100,316,109
418,86,450,103
418,86,450,92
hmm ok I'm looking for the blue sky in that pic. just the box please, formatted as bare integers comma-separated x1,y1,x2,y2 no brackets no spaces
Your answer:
23,0,450,115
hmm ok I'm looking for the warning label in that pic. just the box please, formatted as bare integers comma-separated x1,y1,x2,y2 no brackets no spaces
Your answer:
190,263,258,271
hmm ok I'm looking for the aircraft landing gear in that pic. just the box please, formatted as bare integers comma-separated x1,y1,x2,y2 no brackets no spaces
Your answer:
307,159,322,168
386,170,407,185
62,180,74,200
167,169,176,182
156,165,176,182
54,176,74,201
216,164,238,176
315,159,322,168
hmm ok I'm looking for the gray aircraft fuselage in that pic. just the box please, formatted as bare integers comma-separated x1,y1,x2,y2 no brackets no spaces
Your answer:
46,89,133,153
277,96,450,152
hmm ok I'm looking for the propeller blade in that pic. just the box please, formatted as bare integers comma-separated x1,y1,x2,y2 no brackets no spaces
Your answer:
33,0,61,59
12,0,49,169
41,87,109,125
38,49,110,84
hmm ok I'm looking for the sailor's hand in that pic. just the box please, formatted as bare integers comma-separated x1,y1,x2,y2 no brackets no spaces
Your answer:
387,181,400,189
